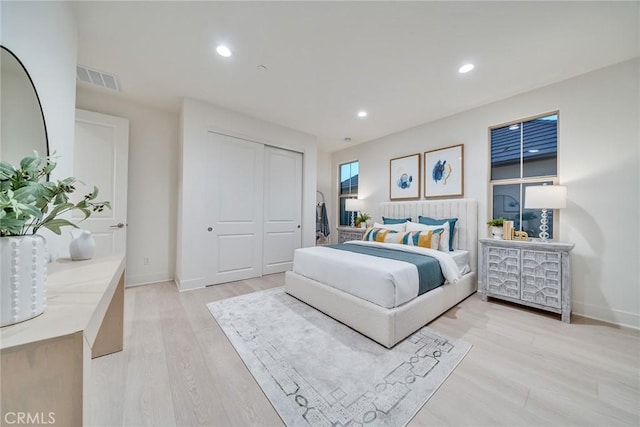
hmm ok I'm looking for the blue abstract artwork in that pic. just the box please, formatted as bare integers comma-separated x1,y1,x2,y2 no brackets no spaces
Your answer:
424,144,464,198
397,173,413,189
390,153,420,200
432,160,452,184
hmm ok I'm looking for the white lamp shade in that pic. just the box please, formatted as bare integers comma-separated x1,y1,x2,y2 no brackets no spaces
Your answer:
524,185,567,209
345,198,361,212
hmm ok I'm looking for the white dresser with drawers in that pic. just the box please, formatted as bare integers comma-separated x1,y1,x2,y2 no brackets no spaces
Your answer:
479,238,574,322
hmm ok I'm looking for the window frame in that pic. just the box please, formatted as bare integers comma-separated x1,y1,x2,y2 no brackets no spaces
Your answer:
338,160,359,227
488,111,560,239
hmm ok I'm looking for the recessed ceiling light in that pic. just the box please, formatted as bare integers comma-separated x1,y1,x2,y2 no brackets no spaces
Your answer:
344,137,352,142
357,111,368,118
257,65,267,71
528,149,539,153
509,124,519,130
458,63,474,74
216,45,232,57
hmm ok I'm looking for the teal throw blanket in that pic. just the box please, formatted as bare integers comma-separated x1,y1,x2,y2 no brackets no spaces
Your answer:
327,243,445,295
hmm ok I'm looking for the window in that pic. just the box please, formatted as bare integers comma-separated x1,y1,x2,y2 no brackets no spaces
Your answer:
339,161,359,226
489,112,558,238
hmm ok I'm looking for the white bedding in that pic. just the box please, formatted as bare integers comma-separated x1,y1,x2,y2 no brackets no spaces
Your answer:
451,250,471,275
292,241,463,309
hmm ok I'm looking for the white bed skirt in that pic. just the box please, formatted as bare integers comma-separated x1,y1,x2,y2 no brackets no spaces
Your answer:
285,270,476,348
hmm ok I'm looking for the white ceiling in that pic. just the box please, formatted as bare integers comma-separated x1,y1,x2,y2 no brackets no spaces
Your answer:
73,1,639,152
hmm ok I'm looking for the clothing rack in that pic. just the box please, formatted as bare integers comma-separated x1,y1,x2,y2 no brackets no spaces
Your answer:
316,190,329,245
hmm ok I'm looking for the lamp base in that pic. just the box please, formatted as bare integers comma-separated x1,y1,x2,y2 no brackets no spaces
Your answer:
538,208,550,242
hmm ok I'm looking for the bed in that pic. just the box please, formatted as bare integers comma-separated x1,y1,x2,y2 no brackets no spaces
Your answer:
285,198,478,348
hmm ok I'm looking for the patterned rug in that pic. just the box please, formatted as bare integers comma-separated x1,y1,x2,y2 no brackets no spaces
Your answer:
207,287,471,426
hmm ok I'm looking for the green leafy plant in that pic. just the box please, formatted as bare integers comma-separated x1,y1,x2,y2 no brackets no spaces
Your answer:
486,217,506,227
355,212,371,227
0,153,110,237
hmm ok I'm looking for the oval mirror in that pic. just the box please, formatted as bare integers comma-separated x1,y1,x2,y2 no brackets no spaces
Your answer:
1,46,49,166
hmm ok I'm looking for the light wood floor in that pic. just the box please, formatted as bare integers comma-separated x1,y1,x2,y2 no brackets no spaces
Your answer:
91,274,640,426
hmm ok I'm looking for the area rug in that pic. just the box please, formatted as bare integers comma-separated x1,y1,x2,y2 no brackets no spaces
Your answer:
207,287,471,426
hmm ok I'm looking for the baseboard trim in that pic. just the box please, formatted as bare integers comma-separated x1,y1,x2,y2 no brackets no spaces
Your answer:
175,276,207,291
572,301,639,330
126,272,173,288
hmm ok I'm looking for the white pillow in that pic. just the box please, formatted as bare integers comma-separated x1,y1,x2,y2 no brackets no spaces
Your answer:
373,221,406,232
406,221,450,252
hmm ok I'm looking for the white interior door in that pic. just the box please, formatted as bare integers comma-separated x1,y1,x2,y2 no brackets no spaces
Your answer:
207,132,264,284
263,146,302,275
73,109,129,257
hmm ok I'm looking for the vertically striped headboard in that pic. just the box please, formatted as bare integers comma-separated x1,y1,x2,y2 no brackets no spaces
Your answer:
380,199,478,273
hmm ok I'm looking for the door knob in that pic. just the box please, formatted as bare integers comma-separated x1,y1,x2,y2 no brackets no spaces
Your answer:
208,227,213,232
110,223,125,228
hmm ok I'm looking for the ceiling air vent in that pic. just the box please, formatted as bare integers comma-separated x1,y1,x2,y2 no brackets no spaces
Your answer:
76,65,120,92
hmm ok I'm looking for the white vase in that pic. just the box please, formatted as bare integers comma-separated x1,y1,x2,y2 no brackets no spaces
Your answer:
69,229,95,261
0,235,48,327
491,226,504,239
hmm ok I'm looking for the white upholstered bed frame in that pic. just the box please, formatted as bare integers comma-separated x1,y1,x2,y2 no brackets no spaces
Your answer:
285,198,478,348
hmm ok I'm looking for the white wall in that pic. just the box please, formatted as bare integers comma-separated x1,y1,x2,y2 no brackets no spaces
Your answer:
177,98,317,290
76,88,179,286
1,1,78,257
332,59,640,328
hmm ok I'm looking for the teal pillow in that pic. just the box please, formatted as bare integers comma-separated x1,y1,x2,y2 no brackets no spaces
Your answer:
382,217,411,224
418,216,458,251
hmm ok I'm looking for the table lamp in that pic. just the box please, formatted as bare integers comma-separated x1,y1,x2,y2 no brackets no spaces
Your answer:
345,198,361,228
524,184,567,242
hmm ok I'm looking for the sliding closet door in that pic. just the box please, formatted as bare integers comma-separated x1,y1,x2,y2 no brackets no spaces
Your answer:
263,146,303,275
206,132,264,284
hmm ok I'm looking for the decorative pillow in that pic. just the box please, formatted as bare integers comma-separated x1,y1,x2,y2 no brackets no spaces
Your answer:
373,221,406,232
382,216,412,225
396,228,444,250
363,227,398,243
418,216,458,251
406,221,450,253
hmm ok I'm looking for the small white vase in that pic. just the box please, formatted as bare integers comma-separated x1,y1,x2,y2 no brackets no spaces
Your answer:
491,226,504,239
0,235,48,327
69,229,95,261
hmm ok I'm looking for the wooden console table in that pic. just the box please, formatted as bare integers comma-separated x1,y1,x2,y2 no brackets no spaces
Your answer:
1,255,125,426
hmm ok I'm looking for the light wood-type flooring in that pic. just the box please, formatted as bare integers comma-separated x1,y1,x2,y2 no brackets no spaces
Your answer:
91,273,640,426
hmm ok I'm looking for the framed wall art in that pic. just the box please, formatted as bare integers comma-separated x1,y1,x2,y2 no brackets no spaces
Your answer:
424,144,464,198
389,153,421,200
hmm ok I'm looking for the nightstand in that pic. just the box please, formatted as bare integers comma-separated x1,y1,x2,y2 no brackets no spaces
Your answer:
337,226,366,243
479,238,575,322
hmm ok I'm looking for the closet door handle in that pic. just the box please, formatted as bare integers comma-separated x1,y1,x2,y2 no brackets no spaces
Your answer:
110,222,125,229
208,227,213,232
297,225,301,229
